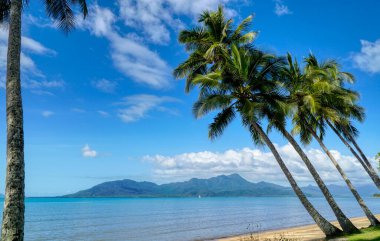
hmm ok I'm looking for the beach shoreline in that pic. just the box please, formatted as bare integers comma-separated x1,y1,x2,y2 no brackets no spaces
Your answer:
215,214,380,241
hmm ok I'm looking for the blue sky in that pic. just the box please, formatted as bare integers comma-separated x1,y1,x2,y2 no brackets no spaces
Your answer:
0,0,380,196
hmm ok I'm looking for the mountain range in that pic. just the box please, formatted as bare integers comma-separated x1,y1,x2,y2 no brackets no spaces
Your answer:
63,174,378,198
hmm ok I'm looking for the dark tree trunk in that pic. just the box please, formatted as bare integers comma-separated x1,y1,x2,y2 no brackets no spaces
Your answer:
308,127,380,227
251,122,342,237
282,129,358,233
326,121,380,189
1,0,25,240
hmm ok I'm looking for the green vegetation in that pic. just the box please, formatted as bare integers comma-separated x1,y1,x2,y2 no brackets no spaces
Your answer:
64,173,377,198
339,227,380,241
64,174,297,198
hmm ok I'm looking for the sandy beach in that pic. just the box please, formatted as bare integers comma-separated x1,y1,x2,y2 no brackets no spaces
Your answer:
216,214,380,241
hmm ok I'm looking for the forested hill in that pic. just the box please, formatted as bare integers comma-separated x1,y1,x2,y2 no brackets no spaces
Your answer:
63,174,377,198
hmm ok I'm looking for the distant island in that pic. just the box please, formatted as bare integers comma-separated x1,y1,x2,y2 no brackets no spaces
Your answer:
63,174,378,198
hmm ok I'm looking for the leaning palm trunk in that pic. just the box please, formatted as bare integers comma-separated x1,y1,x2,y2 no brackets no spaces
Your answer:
343,128,380,188
326,121,380,189
252,122,342,237
308,127,380,227
282,129,358,233
1,0,25,240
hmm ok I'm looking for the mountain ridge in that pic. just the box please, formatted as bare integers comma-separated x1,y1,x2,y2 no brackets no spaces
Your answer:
63,174,378,198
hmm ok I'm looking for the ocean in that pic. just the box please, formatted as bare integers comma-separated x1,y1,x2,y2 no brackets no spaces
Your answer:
0,197,379,241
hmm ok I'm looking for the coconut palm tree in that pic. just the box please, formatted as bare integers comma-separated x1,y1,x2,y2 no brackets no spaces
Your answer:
186,46,342,237
316,63,380,188
276,54,358,233
0,1,87,240
290,54,380,227
174,5,256,92
349,134,380,182
326,106,380,189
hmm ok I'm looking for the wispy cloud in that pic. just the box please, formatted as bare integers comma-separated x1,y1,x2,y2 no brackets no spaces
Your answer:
117,0,236,45
92,79,117,93
82,144,98,158
22,36,56,55
79,5,172,89
42,110,54,118
274,0,292,16
97,110,110,117
352,39,380,74
25,14,58,29
0,26,56,89
144,143,377,185
117,94,179,123
27,80,65,88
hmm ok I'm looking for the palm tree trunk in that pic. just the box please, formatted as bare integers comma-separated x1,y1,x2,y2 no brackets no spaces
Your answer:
282,129,358,233
326,121,380,189
308,126,380,227
342,127,380,187
1,0,25,240
251,122,342,237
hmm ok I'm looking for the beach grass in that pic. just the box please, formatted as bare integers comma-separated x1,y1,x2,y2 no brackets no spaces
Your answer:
343,227,380,241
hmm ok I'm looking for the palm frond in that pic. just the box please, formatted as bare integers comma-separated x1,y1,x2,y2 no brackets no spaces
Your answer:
209,106,236,140
0,0,11,23
71,0,88,17
44,0,87,33
192,93,233,118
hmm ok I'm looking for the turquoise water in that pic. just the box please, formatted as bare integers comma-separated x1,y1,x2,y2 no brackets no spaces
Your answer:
0,197,379,241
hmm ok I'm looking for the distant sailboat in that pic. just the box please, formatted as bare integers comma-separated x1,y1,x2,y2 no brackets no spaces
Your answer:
198,195,201,198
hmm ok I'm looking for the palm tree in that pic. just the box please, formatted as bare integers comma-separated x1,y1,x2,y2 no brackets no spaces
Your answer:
327,113,380,189
277,54,358,233
349,135,380,183
0,1,87,240
317,63,380,188
290,54,380,227
174,5,256,92
184,46,342,237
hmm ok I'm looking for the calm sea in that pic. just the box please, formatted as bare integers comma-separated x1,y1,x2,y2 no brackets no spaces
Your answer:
0,197,379,241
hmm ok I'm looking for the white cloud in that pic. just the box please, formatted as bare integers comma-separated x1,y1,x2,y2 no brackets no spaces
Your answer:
118,94,179,122
166,0,235,16
117,0,236,45
97,110,110,117
110,35,171,88
274,0,292,16
82,144,98,158
0,26,55,89
117,0,181,44
27,80,65,89
25,14,57,29
352,39,380,74
144,143,378,185
22,37,56,55
92,79,117,93
42,111,54,117
79,5,171,88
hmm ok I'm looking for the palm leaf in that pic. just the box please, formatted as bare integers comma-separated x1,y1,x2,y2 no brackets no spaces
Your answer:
44,0,87,33
209,106,236,140
0,0,11,23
